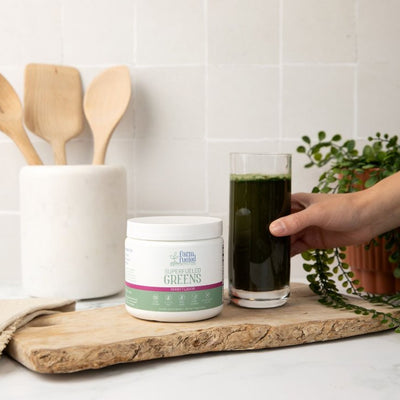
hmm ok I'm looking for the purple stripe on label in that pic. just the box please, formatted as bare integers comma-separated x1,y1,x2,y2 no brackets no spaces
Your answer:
125,281,223,292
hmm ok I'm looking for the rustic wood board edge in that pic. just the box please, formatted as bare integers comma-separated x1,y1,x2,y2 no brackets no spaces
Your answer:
9,316,393,374
7,284,399,374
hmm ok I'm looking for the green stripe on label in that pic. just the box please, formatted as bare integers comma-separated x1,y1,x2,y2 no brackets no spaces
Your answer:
125,286,223,312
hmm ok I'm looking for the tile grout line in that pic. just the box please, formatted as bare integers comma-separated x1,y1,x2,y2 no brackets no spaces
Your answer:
132,63,356,69
353,0,359,139
204,0,209,215
207,138,292,143
0,62,359,69
133,0,137,65
0,211,20,216
134,210,210,216
278,0,284,143
132,0,138,216
60,0,65,63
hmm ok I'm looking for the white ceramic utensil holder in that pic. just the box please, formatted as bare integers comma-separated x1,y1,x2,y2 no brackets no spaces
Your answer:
20,165,127,299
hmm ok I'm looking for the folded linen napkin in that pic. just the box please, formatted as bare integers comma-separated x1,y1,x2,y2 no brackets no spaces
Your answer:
0,297,75,356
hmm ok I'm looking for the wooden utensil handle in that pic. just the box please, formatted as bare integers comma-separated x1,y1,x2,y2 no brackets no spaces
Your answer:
92,136,110,165
52,142,67,165
15,125,43,165
92,148,106,165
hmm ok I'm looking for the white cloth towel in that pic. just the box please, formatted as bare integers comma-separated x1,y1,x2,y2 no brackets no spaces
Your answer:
0,297,75,356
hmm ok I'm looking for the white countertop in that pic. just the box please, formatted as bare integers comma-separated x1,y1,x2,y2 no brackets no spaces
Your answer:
1,281,400,400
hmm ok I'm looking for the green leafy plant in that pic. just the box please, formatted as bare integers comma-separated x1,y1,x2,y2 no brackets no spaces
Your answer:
298,131,400,193
298,132,400,331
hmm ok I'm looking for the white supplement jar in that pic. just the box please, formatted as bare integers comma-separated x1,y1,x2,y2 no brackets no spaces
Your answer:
125,216,224,322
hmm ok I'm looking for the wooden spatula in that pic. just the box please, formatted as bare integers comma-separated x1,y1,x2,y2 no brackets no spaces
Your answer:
0,74,42,165
83,66,131,165
24,64,84,165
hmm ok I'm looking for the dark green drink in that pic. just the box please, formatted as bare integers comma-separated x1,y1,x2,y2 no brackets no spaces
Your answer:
228,155,291,308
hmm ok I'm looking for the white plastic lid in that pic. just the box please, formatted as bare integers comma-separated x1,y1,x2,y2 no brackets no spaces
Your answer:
126,216,223,241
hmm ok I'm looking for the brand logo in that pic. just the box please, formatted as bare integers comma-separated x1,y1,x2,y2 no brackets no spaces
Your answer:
170,250,197,266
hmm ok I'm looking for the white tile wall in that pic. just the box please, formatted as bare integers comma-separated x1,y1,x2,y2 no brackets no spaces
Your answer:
283,0,356,63
282,65,355,138
136,0,205,65
134,138,206,212
208,0,279,64
358,0,400,63
357,63,400,136
135,67,205,139
1,0,399,284
63,0,135,64
20,0,63,64
0,0,23,65
207,66,279,139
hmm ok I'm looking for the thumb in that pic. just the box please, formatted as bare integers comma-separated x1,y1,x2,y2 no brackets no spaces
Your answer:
269,210,312,237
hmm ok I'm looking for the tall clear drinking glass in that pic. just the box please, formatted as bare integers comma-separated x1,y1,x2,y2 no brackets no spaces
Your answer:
229,153,291,308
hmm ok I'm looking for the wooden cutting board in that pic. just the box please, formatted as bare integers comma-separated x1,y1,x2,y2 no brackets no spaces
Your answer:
7,283,399,374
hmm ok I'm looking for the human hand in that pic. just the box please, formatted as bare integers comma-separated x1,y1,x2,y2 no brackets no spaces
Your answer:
269,192,376,256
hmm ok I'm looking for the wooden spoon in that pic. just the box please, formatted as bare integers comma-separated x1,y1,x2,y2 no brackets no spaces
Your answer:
0,74,42,165
84,66,131,165
24,64,84,165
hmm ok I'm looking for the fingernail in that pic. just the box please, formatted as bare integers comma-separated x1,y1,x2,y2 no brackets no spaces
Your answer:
269,220,286,235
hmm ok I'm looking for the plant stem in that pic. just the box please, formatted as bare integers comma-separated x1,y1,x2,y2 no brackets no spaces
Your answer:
303,248,400,332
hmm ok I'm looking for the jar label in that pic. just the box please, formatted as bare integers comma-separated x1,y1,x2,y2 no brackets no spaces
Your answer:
125,239,223,312
125,282,223,312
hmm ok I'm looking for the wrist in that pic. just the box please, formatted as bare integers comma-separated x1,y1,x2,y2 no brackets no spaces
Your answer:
360,175,400,236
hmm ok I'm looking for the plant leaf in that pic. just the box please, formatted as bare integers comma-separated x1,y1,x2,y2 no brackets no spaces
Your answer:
365,176,379,188
318,131,326,141
297,146,306,153
393,267,400,279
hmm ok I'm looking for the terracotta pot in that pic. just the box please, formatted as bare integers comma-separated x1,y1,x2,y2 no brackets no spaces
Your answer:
339,167,379,192
344,238,400,295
